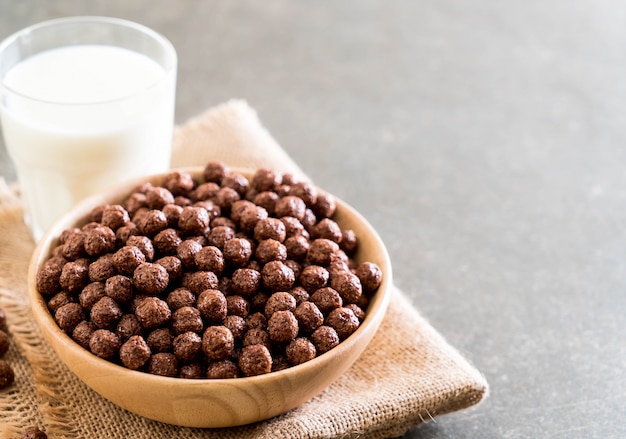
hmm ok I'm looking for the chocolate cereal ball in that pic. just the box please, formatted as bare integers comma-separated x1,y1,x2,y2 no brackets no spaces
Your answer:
101,204,130,230
54,302,85,333
355,262,383,293
155,256,183,282
214,187,241,211
0,360,15,389
207,226,236,249
113,245,146,275
135,297,171,329
90,296,123,329
120,335,151,370
61,230,86,260
202,326,234,361
223,315,247,340
59,259,89,294
254,217,286,242
196,289,227,322
274,195,306,221
0,330,9,357
146,186,175,209
226,295,250,318
126,235,155,261
166,287,196,311
310,287,343,314
255,239,287,264
162,203,183,227
180,362,205,379
294,301,324,333
313,190,337,218
79,282,106,310
182,271,219,294
265,292,296,317
206,359,239,379
173,331,203,363
47,291,73,314
253,191,279,214
146,328,174,353
133,263,169,295
330,271,362,303
251,168,281,192
194,181,220,201
245,312,268,331
230,268,261,296
36,258,64,295
299,265,330,293
243,327,271,349
310,325,340,354
20,427,48,439
148,352,178,377
177,239,203,268
284,235,309,261
178,206,210,236
89,329,121,359
261,261,295,292
340,229,358,255
203,161,228,183
239,344,272,377
116,314,143,341
223,238,253,267
313,218,342,244
172,306,204,335
194,246,225,275
238,205,268,234
153,228,183,255
83,225,116,256
88,254,116,283
162,171,195,196
307,239,340,267
326,307,360,340
268,310,298,342
105,275,134,304
72,320,96,349
135,209,168,236
286,337,316,365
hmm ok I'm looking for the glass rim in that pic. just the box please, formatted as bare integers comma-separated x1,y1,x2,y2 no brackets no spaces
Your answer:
0,15,177,106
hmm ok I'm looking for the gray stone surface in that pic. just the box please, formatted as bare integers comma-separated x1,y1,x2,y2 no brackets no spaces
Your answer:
1,1,625,437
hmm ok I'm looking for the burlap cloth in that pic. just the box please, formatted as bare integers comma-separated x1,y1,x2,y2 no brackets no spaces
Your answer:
0,100,488,439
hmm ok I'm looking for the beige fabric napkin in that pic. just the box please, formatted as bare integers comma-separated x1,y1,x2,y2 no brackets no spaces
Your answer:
0,100,488,439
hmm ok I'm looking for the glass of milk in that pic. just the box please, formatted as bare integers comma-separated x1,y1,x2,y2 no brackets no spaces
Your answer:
0,16,177,241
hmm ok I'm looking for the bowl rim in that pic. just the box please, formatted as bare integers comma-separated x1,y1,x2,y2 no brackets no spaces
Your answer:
28,166,393,389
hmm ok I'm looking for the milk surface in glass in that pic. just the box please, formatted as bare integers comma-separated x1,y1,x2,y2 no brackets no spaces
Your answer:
1,45,175,240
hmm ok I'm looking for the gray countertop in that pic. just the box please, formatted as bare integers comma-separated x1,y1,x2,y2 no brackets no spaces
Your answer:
1,1,625,438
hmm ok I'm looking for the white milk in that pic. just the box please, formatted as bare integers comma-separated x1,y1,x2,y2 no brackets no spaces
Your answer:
1,45,176,240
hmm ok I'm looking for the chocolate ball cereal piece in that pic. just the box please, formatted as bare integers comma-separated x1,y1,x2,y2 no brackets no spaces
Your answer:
196,289,227,322
301,209,317,232
239,344,272,377
194,246,225,275
148,352,178,377
123,192,147,217
0,360,15,389
286,337,317,365
250,291,270,310
36,257,65,295
238,205,268,234
207,225,236,249
268,310,298,342
146,328,174,353
311,325,340,354
194,199,221,219
101,204,130,230
163,171,195,196
313,190,337,218
330,271,362,303
126,235,155,261
146,186,175,210
206,359,239,379
162,203,183,227
222,172,249,196
214,187,240,211
310,287,343,314
113,245,146,275
281,216,307,238
89,329,121,359
265,292,297,318
0,330,9,357
223,238,253,267
135,297,171,329
180,362,205,379
177,239,203,268
90,296,123,329
272,354,290,372
253,191,279,214
254,217,286,242
245,312,268,331
72,320,96,349
231,268,261,296
226,295,250,318
78,282,105,310
312,218,342,244
289,286,310,305
202,326,235,361
355,262,383,293
340,229,358,255
133,262,169,295
47,291,73,314
135,209,168,236
172,306,204,335
173,331,203,363
20,427,47,439
345,303,366,322
119,335,151,370
261,260,295,292
54,302,85,333
294,301,324,333
82,225,115,257
59,259,89,293
285,235,310,261
211,216,236,229
203,161,229,183
182,271,219,294
153,228,183,255
255,239,287,265
178,206,210,236
229,200,255,224
300,265,330,293
326,307,360,340
274,195,306,221
105,275,133,304
194,181,220,201
291,181,318,206
88,254,116,283
156,256,183,282
116,314,143,341
166,287,196,311
307,238,340,267
251,168,281,192
223,315,247,340
61,230,86,260
115,223,139,247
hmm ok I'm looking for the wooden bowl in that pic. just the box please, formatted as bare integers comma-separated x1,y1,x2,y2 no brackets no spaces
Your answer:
27,167,392,428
